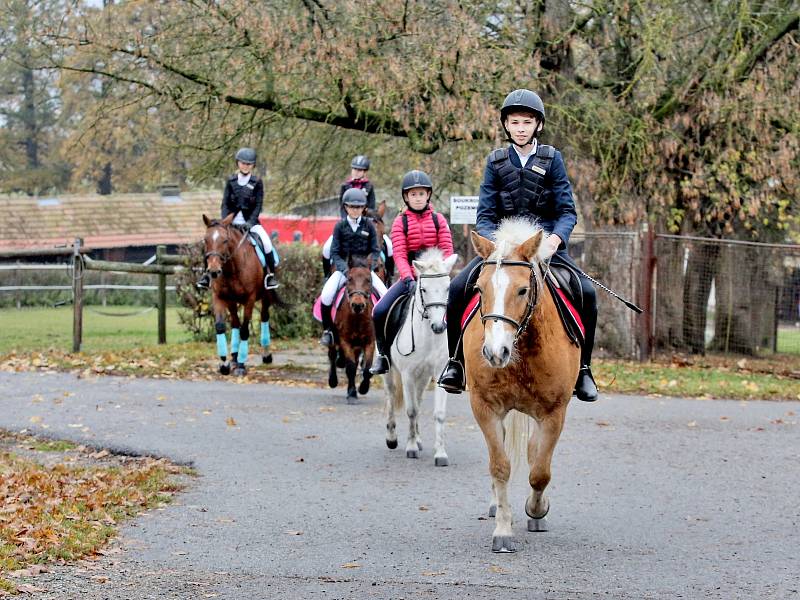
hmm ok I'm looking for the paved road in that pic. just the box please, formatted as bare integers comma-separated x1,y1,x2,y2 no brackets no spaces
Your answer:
1,371,798,599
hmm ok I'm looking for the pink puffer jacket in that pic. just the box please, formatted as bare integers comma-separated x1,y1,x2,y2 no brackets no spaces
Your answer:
390,208,454,280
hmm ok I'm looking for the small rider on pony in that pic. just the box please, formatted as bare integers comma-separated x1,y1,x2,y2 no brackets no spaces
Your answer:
436,89,599,402
197,147,279,291
370,169,454,375
319,187,388,347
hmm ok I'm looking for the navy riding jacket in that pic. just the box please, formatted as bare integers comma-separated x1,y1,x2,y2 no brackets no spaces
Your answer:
475,145,577,248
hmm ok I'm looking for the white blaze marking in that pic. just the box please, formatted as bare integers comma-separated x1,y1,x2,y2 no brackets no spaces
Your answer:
489,263,511,352
212,231,220,242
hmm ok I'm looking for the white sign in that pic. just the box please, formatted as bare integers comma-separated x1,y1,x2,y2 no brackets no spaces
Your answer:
449,196,479,225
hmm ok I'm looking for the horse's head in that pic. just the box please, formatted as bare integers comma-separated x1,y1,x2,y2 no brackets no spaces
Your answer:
202,213,236,279
472,219,548,368
346,255,373,314
412,249,459,334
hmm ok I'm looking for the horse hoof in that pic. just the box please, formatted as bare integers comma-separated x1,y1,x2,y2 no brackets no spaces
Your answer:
527,516,549,532
262,354,273,364
219,363,230,375
358,380,370,395
488,504,497,518
346,392,358,404
491,536,516,553
386,438,398,449
235,367,247,377
328,374,338,388
434,456,449,467
406,449,419,459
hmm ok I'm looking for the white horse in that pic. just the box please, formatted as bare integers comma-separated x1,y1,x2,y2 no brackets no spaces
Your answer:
384,248,458,466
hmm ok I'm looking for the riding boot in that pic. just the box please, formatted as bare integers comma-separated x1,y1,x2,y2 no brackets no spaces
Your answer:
319,303,334,347
321,256,332,278
196,272,211,290
264,251,280,290
574,275,599,402
385,255,395,281
370,329,389,375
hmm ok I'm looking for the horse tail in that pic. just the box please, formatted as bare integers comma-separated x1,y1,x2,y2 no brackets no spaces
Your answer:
503,410,532,478
264,288,289,309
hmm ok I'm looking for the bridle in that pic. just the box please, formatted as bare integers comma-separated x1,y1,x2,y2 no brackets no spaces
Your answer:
204,223,248,265
478,258,547,343
415,272,449,319
346,268,373,305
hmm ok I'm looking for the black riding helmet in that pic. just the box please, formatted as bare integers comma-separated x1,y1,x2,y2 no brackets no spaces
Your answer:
401,170,433,214
342,187,368,207
500,89,545,146
351,155,370,171
235,147,257,165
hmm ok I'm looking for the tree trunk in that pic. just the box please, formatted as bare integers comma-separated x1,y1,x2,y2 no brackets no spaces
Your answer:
681,242,719,354
97,162,113,195
653,238,685,350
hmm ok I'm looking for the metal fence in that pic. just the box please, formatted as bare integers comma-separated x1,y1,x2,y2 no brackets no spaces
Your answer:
652,235,800,356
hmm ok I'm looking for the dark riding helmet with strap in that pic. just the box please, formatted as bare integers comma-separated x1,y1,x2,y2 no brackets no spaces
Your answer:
401,170,433,214
342,187,368,207
351,155,371,171
500,89,545,146
235,147,257,165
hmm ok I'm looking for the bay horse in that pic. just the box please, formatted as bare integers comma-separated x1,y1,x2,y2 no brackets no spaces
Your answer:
464,218,580,553
384,248,458,465
202,213,278,376
328,255,376,404
367,203,391,285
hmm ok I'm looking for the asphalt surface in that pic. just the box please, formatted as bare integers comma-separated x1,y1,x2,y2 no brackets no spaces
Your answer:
0,371,798,599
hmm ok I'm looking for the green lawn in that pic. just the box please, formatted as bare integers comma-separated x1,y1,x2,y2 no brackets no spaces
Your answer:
777,325,800,355
0,306,192,353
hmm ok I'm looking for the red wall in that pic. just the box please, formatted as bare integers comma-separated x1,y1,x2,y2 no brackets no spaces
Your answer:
258,215,339,245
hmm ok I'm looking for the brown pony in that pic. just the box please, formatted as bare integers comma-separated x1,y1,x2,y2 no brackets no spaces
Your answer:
328,255,376,403
464,218,580,553
203,213,277,376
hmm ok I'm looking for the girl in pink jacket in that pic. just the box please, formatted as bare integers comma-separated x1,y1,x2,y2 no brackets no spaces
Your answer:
370,170,454,374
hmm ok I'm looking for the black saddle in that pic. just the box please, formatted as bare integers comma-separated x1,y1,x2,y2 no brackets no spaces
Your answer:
544,261,585,347
383,287,415,364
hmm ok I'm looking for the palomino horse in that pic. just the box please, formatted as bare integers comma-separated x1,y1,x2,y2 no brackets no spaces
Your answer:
464,218,580,553
328,255,377,403
384,248,458,466
202,213,278,376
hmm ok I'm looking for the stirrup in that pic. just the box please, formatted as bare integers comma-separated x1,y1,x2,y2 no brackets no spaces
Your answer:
196,275,210,290
264,274,280,290
320,330,334,347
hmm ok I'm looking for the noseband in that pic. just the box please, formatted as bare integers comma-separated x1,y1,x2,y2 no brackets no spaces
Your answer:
204,226,236,264
478,259,545,343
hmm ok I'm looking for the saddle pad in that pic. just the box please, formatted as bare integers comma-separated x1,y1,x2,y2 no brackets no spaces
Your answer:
458,285,584,346
312,288,380,323
247,235,266,268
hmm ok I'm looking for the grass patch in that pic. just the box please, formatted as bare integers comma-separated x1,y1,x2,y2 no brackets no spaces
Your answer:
777,326,800,355
0,433,186,593
27,439,77,453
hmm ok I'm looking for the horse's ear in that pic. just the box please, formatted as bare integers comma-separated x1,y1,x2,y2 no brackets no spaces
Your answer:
519,230,545,262
411,259,425,275
377,202,386,219
221,213,235,226
443,253,459,274
471,231,495,259
203,214,211,227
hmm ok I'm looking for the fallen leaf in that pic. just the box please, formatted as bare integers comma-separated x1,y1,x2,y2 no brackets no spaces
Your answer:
341,562,361,568
29,416,42,424
226,417,237,427
319,406,337,413
284,530,303,536
422,571,446,576
595,420,611,427
687,421,697,428
719,416,729,421
418,505,429,511
489,565,510,574
16,584,46,593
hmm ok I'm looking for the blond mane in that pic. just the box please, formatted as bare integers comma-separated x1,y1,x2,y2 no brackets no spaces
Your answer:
488,218,547,261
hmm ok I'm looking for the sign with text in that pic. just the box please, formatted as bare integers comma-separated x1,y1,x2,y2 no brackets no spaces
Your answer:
449,196,479,225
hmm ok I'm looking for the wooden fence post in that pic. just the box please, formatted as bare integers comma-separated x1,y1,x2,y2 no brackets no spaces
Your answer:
156,245,167,344
72,238,84,353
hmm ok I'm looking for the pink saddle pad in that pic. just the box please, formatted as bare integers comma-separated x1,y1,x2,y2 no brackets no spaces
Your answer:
312,288,380,322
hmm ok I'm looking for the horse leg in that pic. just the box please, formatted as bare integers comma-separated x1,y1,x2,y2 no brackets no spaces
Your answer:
327,345,338,389
260,299,272,364
358,339,375,395
228,301,241,367
525,408,566,532
345,345,359,404
433,385,449,467
212,298,230,375
473,400,515,553
403,377,425,458
384,369,400,450
234,299,255,376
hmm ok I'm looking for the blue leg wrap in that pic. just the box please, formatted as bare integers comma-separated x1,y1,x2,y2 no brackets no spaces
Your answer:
261,322,271,347
272,248,280,266
238,340,249,364
231,328,241,354
216,333,228,359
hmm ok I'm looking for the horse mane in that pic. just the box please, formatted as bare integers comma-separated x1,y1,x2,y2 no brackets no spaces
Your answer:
489,218,547,262
348,254,371,269
414,248,447,273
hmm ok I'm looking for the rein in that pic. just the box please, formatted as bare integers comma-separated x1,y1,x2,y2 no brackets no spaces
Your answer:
204,224,248,265
478,258,547,343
